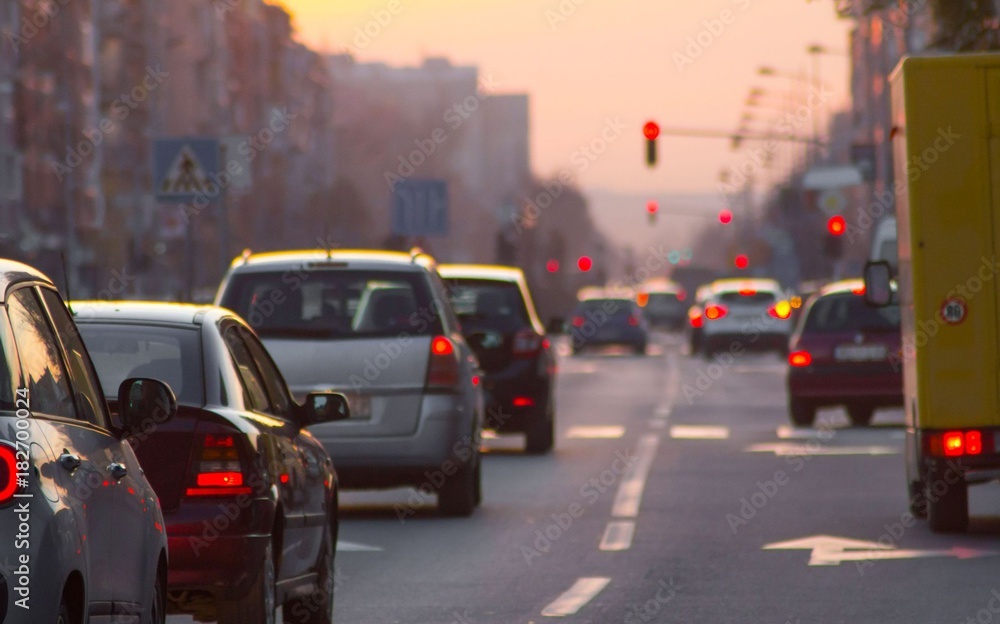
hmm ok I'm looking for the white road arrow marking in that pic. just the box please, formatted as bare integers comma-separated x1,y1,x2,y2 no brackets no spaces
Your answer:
763,535,998,566
336,540,384,552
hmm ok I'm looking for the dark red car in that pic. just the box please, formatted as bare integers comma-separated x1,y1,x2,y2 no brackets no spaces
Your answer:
786,279,903,427
74,302,349,624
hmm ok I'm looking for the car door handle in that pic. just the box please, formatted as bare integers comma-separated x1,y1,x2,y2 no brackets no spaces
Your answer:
108,463,128,480
58,451,82,472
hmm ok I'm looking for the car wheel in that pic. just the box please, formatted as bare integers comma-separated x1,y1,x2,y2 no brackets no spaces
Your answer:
908,479,928,519
789,398,815,427
147,565,166,624
847,403,875,426
217,538,278,624
438,452,479,517
525,405,554,455
285,523,336,624
926,464,969,533
56,600,72,624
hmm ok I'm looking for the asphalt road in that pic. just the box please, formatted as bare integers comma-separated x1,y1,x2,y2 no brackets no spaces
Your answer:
171,331,1000,624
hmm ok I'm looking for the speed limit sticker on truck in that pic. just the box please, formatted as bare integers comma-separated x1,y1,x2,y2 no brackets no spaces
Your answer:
939,298,967,324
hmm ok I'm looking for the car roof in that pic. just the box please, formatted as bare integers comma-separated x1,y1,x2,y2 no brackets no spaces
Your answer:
227,248,434,273
0,259,57,294
709,278,783,294
70,300,233,327
816,278,867,297
437,264,524,282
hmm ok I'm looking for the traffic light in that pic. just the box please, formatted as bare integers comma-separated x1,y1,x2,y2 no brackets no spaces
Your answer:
734,254,749,270
646,200,658,224
824,215,845,258
577,256,593,272
546,259,560,273
827,215,846,236
719,209,733,225
643,121,659,167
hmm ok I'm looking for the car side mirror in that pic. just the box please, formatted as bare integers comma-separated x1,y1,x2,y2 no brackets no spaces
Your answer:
545,317,565,334
863,261,893,307
116,378,177,439
303,392,351,425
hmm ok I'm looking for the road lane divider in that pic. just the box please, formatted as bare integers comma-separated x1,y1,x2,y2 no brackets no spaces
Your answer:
611,434,660,518
566,426,625,439
670,425,730,440
541,577,612,617
599,520,636,551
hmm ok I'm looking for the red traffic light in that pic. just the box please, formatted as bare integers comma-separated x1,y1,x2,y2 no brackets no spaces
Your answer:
734,254,749,269
719,209,733,224
577,256,593,272
827,215,846,236
646,200,658,214
546,259,560,273
643,121,660,140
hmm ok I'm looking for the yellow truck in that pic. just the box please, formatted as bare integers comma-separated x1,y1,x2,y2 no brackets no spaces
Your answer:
866,53,1000,532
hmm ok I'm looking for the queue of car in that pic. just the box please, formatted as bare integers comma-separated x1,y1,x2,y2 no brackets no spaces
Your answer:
0,250,559,623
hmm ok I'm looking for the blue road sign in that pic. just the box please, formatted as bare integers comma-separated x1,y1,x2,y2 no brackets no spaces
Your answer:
153,138,219,203
392,179,449,237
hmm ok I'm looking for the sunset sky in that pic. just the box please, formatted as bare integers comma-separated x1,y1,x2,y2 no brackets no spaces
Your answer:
276,0,853,244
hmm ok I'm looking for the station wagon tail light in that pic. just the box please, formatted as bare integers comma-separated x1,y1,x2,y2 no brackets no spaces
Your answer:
788,350,812,367
426,335,460,390
0,443,19,505
185,433,252,497
933,430,985,457
768,301,792,320
512,329,543,357
704,304,728,321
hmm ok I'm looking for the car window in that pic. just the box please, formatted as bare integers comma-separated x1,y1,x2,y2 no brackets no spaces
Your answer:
716,291,777,305
77,323,205,406
39,288,110,428
0,309,19,411
222,323,274,414
804,294,901,332
443,278,529,331
7,287,77,420
219,269,441,339
576,299,631,316
236,324,293,415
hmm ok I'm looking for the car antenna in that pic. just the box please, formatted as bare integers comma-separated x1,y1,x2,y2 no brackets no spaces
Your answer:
60,252,75,315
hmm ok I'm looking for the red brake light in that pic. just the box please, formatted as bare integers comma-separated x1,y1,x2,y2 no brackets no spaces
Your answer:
677,289,687,302
943,432,965,457
788,351,812,367
688,309,703,328
0,443,18,504
513,396,535,407
628,315,640,326
940,430,983,457
768,301,792,320
852,285,866,295
186,432,252,497
738,288,757,296
572,316,585,327
967,431,983,455
426,335,460,390
704,304,728,320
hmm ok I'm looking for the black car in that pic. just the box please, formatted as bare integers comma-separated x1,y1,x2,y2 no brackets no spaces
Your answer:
569,296,649,355
439,265,556,454
0,261,176,624
74,301,349,624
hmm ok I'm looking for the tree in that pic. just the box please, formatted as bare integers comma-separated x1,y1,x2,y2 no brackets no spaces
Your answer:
831,0,1000,51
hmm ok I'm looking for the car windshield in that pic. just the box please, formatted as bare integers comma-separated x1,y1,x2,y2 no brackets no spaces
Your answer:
645,293,683,309
716,291,777,305
219,270,439,339
443,279,529,332
804,293,901,332
76,324,205,405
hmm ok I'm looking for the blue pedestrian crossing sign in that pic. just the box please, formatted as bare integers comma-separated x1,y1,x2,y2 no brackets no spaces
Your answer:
153,138,219,203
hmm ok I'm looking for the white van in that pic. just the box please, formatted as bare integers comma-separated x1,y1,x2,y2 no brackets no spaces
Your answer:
871,216,898,270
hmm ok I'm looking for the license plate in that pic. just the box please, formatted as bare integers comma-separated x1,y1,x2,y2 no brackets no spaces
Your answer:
345,394,372,420
834,344,887,362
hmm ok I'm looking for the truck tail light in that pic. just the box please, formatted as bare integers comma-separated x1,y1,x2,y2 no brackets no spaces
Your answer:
426,336,460,390
933,430,986,457
186,433,252,497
